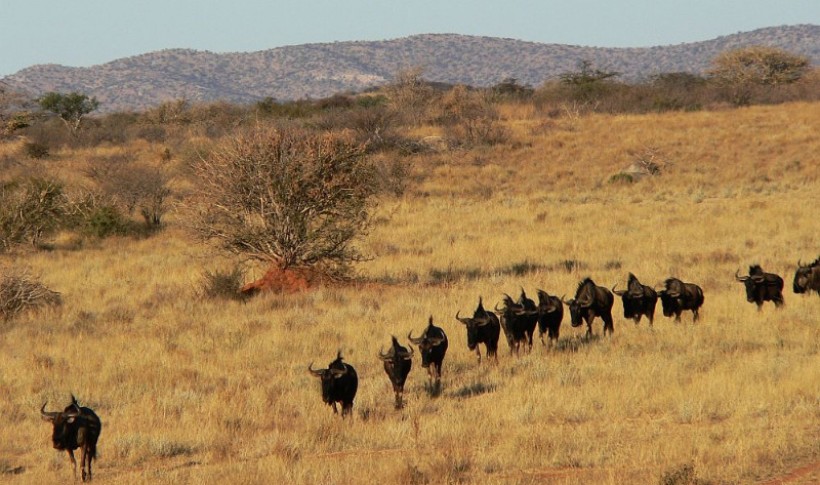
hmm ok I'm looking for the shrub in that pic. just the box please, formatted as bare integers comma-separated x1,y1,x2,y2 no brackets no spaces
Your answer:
83,205,129,238
200,266,248,301
0,177,67,251
0,268,62,321
438,86,509,146
22,141,49,159
85,153,172,228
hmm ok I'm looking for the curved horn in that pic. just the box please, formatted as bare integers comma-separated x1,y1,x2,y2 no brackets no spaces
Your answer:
494,302,504,313
735,269,749,282
611,284,626,296
455,310,468,324
402,346,414,360
307,362,324,377
408,329,424,345
40,402,59,422
428,336,446,346
379,346,392,361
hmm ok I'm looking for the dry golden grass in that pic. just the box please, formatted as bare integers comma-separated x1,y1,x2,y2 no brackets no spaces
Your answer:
1,102,818,484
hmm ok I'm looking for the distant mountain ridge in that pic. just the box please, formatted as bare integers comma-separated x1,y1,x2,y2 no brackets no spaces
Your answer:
3,24,818,113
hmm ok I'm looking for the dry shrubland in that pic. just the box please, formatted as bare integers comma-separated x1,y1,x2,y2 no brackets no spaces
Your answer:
0,98,818,484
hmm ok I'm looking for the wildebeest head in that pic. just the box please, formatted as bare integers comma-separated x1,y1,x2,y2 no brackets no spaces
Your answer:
456,297,494,350
308,352,355,406
563,278,596,327
793,258,820,295
379,336,413,408
736,266,766,302
408,316,447,368
626,273,645,298
40,395,83,451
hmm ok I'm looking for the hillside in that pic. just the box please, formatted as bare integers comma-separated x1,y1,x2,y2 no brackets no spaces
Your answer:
1,25,818,113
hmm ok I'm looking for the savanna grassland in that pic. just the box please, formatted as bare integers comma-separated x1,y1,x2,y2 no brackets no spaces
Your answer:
1,101,819,484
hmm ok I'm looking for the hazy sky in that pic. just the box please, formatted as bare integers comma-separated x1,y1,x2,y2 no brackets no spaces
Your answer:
1,0,818,77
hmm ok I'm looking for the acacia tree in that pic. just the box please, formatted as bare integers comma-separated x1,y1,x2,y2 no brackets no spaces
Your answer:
191,126,376,280
37,91,99,136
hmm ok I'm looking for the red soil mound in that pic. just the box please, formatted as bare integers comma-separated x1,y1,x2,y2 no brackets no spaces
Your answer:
240,266,314,295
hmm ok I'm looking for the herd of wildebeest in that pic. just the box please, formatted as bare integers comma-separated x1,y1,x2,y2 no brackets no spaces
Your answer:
39,258,819,480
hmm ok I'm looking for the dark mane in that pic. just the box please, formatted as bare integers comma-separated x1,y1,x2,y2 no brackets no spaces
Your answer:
749,264,763,275
576,277,595,294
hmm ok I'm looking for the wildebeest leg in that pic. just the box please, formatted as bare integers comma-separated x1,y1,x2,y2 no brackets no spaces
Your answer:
674,312,682,323
647,315,654,326
633,316,641,325
67,450,77,480
80,446,89,482
602,313,614,336
692,309,699,322
331,402,338,414
774,296,784,308
476,347,482,364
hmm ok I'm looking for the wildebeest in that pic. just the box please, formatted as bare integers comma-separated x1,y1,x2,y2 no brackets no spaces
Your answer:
495,289,539,355
408,316,448,391
657,277,704,322
793,257,820,297
735,265,784,309
455,297,500,364
379,336,414,408
308,352,359,417
535,289,563,346
612,273,658,325
563,278,615,336
40,394,102,482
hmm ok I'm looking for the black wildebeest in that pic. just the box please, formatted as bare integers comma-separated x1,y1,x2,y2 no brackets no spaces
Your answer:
455,297,500,364
563,278,615,336
612,273,658,325
40,394,102,482
657,277,704,322
793,257,820,297
735,265,784,310
495,289,539,355
536,289,563,346
308,352,359,417
379,336,414,408
408,316,448,391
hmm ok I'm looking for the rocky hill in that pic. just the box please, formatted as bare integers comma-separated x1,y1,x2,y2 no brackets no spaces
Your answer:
2,24,818,112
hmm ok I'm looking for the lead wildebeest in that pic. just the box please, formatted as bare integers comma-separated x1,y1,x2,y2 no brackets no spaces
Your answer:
495,289,539,355
40,394,101,482
455,297,500,364
563,278,614,336
612,273,658,325
408,316,448,391
308,352,358,417
535,289,563,346
379,336,414,408
793,257,820,297
735,265,784,309
657,277,704,322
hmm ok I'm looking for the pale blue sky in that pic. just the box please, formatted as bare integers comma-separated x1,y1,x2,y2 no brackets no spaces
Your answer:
1,0,818,77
